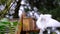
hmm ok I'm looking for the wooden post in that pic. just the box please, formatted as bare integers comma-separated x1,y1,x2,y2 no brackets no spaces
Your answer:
16,11,26,34
15,15,23,34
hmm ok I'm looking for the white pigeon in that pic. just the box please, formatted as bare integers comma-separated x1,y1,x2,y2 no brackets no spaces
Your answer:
36,14,48,31
19,6,24,11
36,14,60,34
0,5,5,10
18,10,23,18
28,11,40,20
34,12,40,20
21,0,26,5
18,5,25,18
46,17,60,27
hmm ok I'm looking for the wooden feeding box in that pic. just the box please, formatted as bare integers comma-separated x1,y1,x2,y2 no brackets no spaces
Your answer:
17,12,40,34
23,17,36,31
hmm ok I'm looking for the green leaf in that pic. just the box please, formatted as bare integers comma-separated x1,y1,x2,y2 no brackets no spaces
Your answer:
13,21,18,26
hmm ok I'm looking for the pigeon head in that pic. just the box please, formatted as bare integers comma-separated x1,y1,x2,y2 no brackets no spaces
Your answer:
40,14,52,22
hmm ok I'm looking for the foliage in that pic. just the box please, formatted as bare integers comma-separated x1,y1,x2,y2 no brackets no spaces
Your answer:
0,18,18,34
30,0,60,21
39,6,60,21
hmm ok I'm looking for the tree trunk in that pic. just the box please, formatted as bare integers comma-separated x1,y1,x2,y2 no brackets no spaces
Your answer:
13,0,21,18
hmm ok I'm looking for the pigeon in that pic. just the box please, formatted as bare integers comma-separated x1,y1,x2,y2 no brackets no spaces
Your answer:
36,14,60,34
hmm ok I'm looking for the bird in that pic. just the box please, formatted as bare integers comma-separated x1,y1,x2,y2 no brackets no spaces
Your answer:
18,10,23,18
36,14,60,34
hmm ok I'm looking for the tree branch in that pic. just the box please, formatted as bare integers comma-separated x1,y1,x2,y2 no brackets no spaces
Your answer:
0,0,12,19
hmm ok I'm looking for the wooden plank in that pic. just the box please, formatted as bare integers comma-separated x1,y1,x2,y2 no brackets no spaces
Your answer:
23,18,31,31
